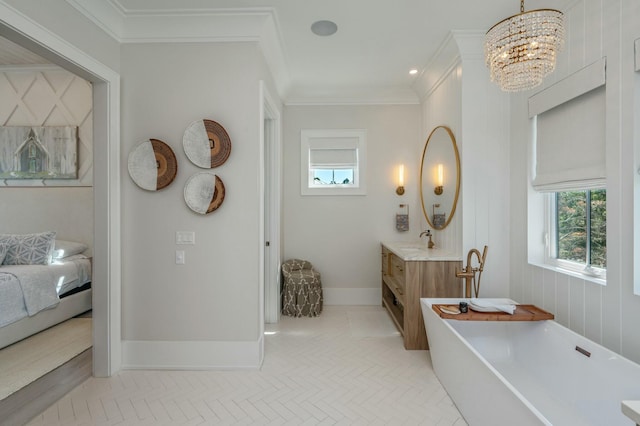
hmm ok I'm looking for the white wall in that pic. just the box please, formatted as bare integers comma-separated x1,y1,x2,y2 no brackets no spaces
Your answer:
0,187,93,246
420,63,462,253
509,0,640,363
283,104,422,305
417,32,511,298
457,33,511,298
120,42,281,368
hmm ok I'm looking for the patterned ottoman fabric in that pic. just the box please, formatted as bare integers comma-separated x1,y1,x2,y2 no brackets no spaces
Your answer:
281,259,323,317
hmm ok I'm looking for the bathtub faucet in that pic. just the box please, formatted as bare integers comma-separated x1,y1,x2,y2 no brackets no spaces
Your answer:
456,246,488,298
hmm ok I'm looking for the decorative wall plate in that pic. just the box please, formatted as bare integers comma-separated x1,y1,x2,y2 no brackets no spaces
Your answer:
183,119,231,168
128,139,177,191
184,172,226,214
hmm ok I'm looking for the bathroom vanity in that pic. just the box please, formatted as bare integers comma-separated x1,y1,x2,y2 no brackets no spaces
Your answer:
381,242,461,350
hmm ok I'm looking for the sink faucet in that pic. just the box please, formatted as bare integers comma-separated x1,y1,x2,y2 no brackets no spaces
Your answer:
419,230,435,249
456,246,488,298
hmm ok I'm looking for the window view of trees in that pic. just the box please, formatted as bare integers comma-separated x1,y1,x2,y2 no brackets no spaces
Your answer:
556,189,606,269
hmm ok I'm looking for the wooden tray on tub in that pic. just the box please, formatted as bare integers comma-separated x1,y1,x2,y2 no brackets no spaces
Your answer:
432,304,554,321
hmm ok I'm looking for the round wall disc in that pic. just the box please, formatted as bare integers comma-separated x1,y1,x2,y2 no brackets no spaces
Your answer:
184,172,226,214
128,139,177,191
183,119,231,168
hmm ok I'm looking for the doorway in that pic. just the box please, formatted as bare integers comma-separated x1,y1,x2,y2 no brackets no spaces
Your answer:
260,81,282,326
0,5,121,376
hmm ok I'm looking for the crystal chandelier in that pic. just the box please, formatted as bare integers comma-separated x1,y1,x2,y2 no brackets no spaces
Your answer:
485,0,564,92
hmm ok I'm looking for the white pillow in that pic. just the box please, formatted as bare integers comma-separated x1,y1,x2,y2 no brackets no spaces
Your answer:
0,231,57,265
52,240,88,259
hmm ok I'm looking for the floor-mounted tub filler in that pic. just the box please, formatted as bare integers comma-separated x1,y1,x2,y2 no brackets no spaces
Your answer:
421,298,640,425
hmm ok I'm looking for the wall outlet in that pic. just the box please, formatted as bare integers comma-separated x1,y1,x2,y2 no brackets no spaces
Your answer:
175,250,185,264
176,231,195,245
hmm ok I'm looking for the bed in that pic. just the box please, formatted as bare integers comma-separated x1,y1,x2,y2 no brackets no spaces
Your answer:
0,233,92,350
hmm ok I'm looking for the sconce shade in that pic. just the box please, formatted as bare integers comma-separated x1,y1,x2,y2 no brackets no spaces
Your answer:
396,164,405,195
485,0,564,92
434,163,444,195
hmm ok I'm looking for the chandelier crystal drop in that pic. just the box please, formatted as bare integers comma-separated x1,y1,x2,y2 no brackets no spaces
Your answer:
485,0,564,92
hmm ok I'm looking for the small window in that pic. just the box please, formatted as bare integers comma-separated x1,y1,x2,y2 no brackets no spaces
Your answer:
301,129,366,196
547,189,606,278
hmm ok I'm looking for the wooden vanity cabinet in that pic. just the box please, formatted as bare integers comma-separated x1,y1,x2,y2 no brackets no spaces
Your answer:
381,244,461,350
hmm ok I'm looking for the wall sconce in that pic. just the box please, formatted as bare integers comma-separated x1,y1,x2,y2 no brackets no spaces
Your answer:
434,163,443,195
396,164,405,195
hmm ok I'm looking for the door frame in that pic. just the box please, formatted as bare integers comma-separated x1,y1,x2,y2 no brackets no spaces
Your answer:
0,3,122,376
259,81,282,331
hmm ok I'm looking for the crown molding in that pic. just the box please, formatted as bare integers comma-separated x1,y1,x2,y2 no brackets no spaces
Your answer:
65,0,125,41
285,86,420,106
65,0,280,42
452,30,485,62
65,0,291,97
64,0,435,105
411,30,487,102
411,32,461,102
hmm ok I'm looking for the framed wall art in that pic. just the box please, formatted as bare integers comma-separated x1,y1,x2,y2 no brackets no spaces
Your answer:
0,126,78,180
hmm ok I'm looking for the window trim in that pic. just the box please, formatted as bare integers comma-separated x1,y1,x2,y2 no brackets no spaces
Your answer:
300,129,366,196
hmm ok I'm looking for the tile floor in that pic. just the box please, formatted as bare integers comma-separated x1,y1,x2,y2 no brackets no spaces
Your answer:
27,306,466,425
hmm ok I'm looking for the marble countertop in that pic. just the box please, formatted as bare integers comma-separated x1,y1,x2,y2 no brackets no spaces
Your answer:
382,241,462,261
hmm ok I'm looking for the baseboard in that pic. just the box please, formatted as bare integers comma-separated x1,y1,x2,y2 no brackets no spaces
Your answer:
323,288,380,306
122,337,263,370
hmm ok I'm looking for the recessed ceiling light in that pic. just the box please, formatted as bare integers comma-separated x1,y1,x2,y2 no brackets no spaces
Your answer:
409,69,419,75
311,20,338,37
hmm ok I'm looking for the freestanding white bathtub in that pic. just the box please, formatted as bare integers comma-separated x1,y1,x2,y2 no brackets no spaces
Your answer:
421,298,640,425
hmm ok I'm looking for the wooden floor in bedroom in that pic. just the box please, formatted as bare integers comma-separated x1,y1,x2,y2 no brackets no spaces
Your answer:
0,315,92,426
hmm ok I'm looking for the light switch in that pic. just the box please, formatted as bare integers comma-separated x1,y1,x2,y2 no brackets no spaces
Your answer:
175,250,185,264
176,231,195,245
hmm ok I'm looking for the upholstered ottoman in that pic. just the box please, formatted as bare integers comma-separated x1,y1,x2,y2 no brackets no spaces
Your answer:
281,259,323,317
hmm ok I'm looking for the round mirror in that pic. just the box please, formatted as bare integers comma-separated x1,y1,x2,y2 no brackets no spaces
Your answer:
420,126,460,230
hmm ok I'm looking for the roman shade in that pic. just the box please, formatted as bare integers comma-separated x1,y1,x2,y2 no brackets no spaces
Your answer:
529,58,606,192
309,141,358,169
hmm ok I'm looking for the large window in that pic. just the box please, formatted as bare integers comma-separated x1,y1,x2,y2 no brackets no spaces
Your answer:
528,59,607,283
550,189,606,277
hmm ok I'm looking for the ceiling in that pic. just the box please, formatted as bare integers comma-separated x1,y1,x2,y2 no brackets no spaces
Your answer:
1,0,572,103
0,37,51,66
